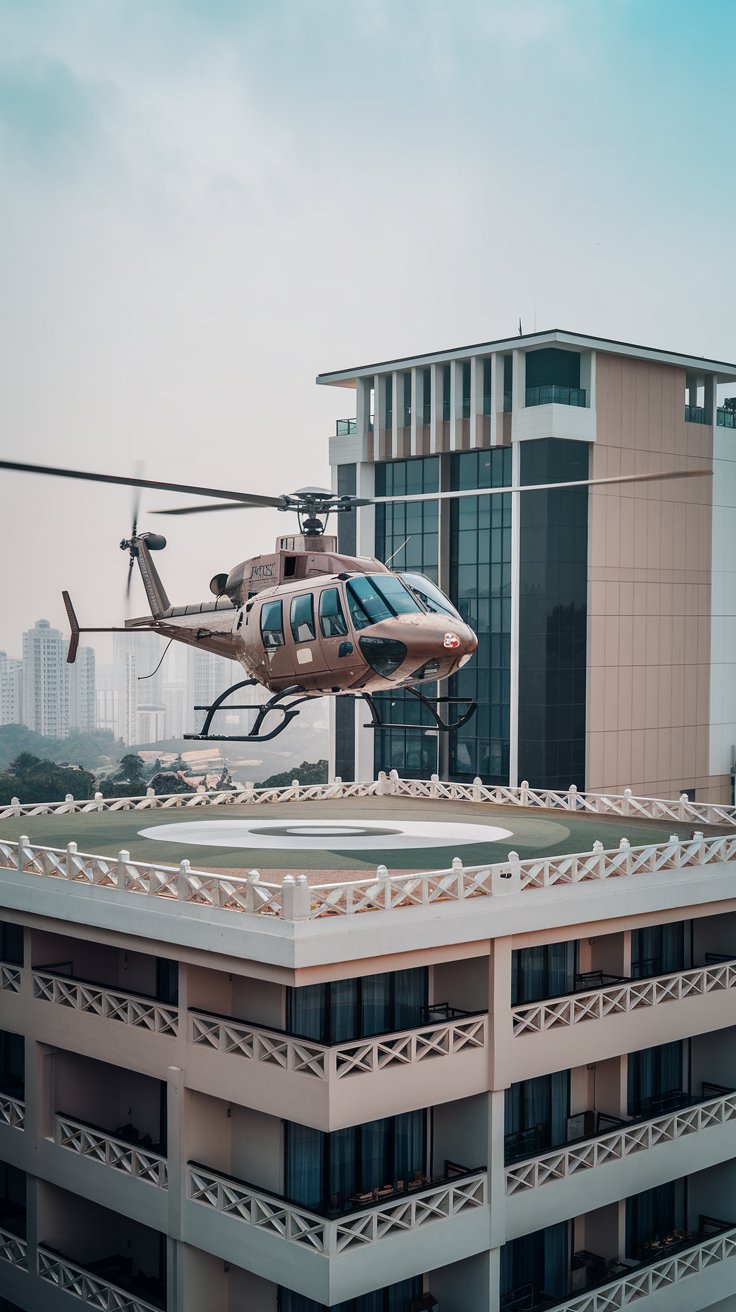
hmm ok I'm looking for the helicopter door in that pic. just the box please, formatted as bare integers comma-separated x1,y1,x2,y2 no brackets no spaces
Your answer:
288,592,327,677
317,585,361,680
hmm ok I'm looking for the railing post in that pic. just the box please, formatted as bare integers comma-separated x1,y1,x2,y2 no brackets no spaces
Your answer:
619,837,631,875
623,788,632,816
377,864,391,910
451,856,464,898
146,787,156,807
678,792,690,820
430,773,439,798
292,875,310,921
116,850,130,890
282,875,296,919
520,780,529,806
592,839,604,878
17,836,30,871
244,781,255,802
65,793,74,813
472,776,483,802
389,768,400,795
693,830,706,864
94,791,104,812
377,770,389,796
177,859,192,900
245,870,261,913
493,851,520,894
567,783,578,811
66,842,77,880
10,797,20,818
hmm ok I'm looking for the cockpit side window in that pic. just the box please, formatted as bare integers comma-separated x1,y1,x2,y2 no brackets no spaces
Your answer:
319,587,348,638
260,599,285,649
290,593,316,644
346,574,422,631
400,572,462,619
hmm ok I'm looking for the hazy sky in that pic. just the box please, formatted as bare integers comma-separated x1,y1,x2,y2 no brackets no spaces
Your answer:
1,0,735,661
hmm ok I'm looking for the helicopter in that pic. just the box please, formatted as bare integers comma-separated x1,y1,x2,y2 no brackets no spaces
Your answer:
0,457,710,744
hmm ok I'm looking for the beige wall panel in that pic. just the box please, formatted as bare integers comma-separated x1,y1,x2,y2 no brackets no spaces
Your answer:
587,352,718,797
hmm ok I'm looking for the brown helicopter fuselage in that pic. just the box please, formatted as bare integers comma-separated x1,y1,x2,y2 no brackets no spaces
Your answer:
126,540,477,698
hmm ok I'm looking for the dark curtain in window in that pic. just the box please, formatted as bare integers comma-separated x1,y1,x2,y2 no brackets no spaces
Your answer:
505,1072,570,1154
0,922,22,966
626,1181,683,1257
0,1031,24,1095
500,1221,571,1299
287,970,428,1044
512,942,577,1005
286,1112,425,1212
631,923,685,979
628,1041,683,1116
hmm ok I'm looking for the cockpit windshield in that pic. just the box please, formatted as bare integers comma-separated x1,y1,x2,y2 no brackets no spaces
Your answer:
346,574,423,631
400,572,462,620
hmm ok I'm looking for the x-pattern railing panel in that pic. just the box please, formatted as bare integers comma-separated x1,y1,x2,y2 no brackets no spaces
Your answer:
0,1224,27,1270
190,1010,486,1081
0,1092,25,1130
550,1227,736,1311
38,1246,160,1311
505,1092,736,1195
512,961,736,1036
55,1115,168,1188
187,1165,486,1257
0,962,21,992
33,972,179,1036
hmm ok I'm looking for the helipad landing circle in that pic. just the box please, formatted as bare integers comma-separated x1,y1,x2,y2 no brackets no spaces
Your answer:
137,817,514,852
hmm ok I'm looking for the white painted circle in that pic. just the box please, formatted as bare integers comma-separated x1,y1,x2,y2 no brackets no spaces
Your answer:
138,818,514,852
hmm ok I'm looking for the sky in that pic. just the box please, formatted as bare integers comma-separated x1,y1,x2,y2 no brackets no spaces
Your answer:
1,0,735,661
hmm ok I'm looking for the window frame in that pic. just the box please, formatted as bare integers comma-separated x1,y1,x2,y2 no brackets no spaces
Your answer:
260,599,285,649
318,587,348,639
290,593,317,645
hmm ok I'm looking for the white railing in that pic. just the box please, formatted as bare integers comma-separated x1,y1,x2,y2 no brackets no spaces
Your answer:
550,1225,736,1312
0,962,21,992
187,1163,487,1256
0,1223,27,1270
512,959,736,1036
190,1010,487,1080
506,1090,736,1194
55,1114,168,1188
38,1246,160,1312
32,972,179,1036
2,770,735,828
4,826,736,922
0,1092,24,1131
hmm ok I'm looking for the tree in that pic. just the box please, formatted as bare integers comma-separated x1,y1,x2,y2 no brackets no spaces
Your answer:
258,759,328,788
114,754,147,786
0,753,97,805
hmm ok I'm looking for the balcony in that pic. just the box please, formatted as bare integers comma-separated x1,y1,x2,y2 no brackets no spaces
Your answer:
540,1219,736,1312
525,385,586,408
717,406,736,429
188,1006,488,1130
54,1114,168,1189
38,1245,164,1311
505,1084,736,1237
0,1224,27,1272
185,1161,489,1301
33,970,179,1036
0,1093,24,1132
0,962,21,993
335,418,357,436
684,403,710,424
510,956,736,1081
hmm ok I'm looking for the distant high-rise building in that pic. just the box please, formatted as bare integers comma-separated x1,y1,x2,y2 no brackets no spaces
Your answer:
66,646,96,735
0,652,23,726
22,620,67,738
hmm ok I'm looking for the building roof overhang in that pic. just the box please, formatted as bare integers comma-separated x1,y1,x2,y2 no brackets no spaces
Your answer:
316,328,736,388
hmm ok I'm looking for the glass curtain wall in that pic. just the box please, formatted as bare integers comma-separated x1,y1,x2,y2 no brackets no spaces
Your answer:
448,448,512,783
518,438,588,790
286,968,428,1044
501,1221,571,1302
286,1111,426,1212
278,1276,422,1312
374,457,440,779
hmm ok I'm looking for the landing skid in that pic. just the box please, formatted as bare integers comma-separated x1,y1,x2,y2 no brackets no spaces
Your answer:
184,679,313,743
357,686,477,733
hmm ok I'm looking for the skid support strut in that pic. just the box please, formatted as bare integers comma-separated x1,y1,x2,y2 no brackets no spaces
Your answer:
184,680,313,743
356,686,477,733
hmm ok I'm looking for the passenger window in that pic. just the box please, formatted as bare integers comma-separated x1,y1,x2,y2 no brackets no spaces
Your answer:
319,588,348,639
260,599,285,649
290,593,316,644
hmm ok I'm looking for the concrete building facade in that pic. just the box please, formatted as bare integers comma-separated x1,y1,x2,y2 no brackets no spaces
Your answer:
0,783,735,1311
319,330,736,803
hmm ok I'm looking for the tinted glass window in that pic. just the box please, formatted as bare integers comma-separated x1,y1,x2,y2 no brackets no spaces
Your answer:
346,575,421,631
260,599,284,648
319,588,348,638
290,594,316,643
400,572,461,619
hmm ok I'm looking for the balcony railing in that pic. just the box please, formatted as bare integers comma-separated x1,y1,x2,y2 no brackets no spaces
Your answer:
684,404,710,424
187,1162,487,1256
190,1009,486,1080
548,1224,736,1312
55,1114,168,1188
335,418,357,436
506,1086,736,1195
38,1245,162,1312
0,1223,27,1271
717,407,736,428
33,971,179,1036
0,1093,24,1131
0,962,21,992
512,957,736,1036
526,385,586,408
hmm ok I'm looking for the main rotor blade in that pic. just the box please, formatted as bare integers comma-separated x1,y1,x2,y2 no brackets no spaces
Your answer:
0,459,288,509
371,467,711,504
152,501,260,516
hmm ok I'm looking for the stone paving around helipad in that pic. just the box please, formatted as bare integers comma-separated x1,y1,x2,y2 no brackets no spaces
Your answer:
0,795,724,878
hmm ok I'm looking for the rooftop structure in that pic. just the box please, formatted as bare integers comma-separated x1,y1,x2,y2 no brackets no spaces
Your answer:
0,778,736,1310
319,328,736,804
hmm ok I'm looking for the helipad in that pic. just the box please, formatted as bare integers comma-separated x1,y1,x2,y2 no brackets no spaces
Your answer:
0,794,718,876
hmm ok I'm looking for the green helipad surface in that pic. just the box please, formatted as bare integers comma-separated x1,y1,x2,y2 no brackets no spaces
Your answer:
0,796,725,876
